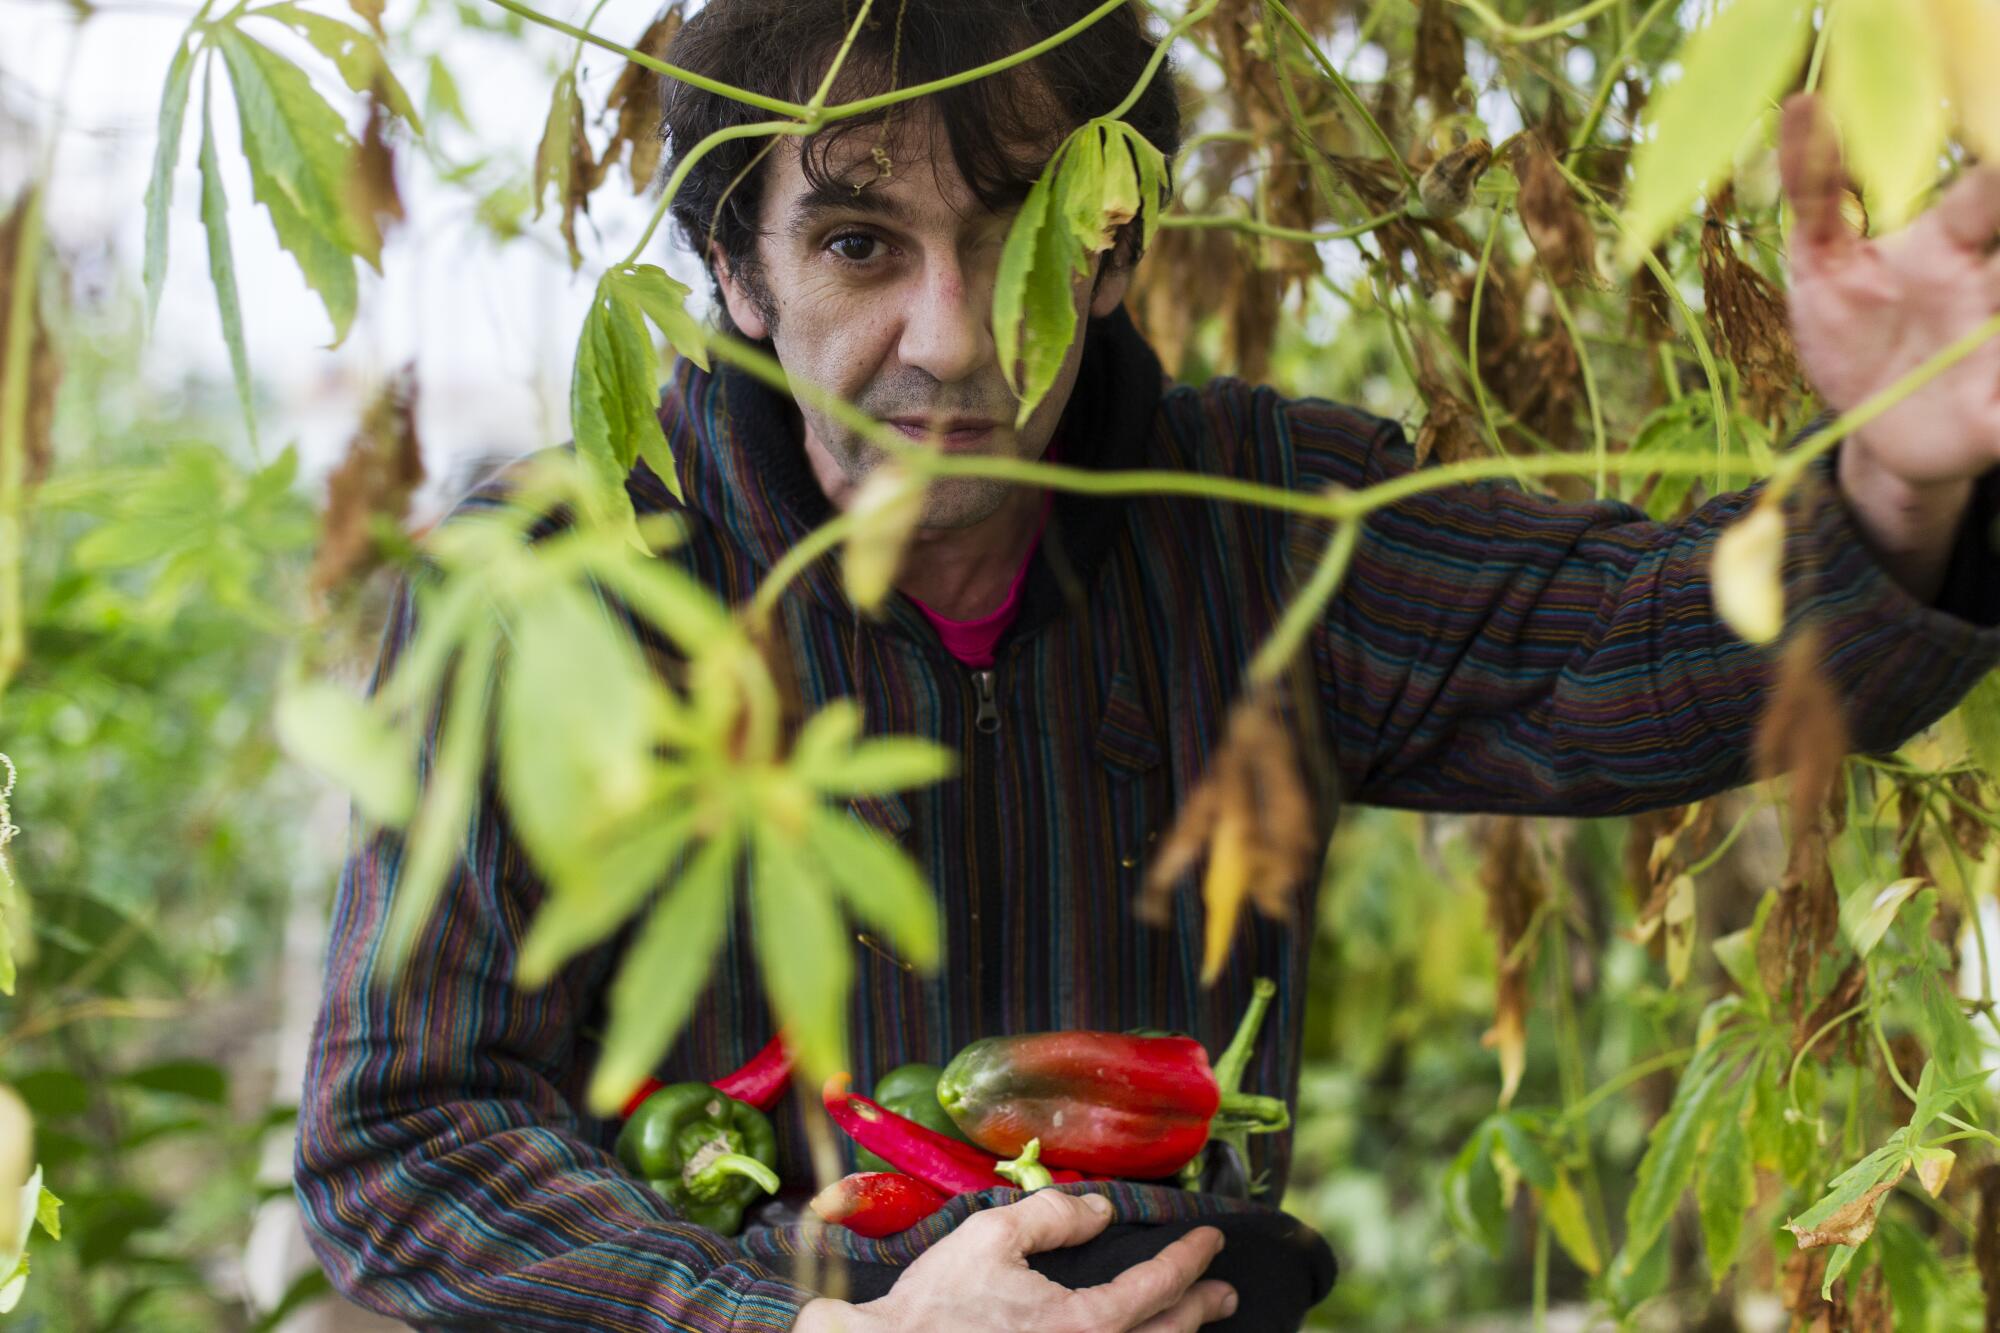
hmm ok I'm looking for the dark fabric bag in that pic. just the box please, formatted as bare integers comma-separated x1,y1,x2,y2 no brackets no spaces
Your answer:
738,1183,1337,1331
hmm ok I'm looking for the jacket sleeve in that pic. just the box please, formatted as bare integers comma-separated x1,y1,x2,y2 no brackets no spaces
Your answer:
293,576,814,1332
1284,398,2000,815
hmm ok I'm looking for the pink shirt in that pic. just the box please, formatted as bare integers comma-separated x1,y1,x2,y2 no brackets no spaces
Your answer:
910,489,1052,668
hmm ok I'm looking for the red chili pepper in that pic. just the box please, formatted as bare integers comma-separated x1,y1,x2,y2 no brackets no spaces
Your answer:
935,978,1291,1179
821,1074,1100,1196
810,1172,950,1237
620,1034,793,1120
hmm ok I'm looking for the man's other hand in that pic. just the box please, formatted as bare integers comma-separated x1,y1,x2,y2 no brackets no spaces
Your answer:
791,1190,1238,1332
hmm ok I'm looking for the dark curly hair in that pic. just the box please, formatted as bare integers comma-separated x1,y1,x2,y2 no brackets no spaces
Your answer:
656,0,1181,328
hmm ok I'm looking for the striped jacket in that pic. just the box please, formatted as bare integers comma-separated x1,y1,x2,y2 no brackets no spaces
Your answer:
295,309,2000,1329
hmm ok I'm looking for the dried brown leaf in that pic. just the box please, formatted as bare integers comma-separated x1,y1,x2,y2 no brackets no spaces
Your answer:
1793,958,1865,1059
1478,817,1542,1104
0,192,60,489
1510,134,1598,288
312,365,425,597
1413,0,1466,111
1975,1165,2000,1331
347,89,405,242
1627,247,1676,344
1787,1169,1905,1249
1756,629,1851,841
349,0,384,36
1701,198,1802,424
1142,690,1317,984
1410,337,1485,466
1416,137,1491,221
604,9,682,193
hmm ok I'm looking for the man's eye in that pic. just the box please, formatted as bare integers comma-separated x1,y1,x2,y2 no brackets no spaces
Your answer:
827,232,881,264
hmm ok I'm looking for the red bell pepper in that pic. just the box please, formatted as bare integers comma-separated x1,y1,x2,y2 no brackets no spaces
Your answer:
935,978,1290,1178
620,1034,793,1120
821,1074,1100,1196
810,1172,950,1237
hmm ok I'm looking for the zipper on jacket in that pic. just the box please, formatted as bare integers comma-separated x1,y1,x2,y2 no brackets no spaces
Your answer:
971,669,1001,734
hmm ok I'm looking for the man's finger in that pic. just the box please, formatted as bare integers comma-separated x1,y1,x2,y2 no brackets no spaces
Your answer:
1935,167,2000,251
1129,1279,1239,1332
1779,92,1859,254
997,1189,1116,1255
1068,1225,1225,1329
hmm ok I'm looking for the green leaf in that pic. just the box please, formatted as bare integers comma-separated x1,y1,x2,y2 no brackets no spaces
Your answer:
1845,876,1926,959
143,27,200,326
993,147,1083,429
1955,670,2000,777
571,271,666,537
212,24,366,342
1059,124,1107,253
1620,1040,1744,1273
809,737,956,797
1786,1138,1907,1249
119,1059,227,1104
1696,1109,1753,1283
808,806,940,971
248,3,421,131
1490,1113,1555,1191
425,54,468,130
274,674,415,826
517,805,697,987
749,824,851,1082
197,74,260,452
1443,1122,1505,1254
1615,0,1813,267
612,263,709,372
34,1187,59,1243
1821,1242,1860,1298
1824,0,1949,232
585,824,739,1114
497,584,663,887
1539,1171,1601,1277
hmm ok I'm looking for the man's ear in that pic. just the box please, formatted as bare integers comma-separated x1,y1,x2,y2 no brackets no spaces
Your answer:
709,243,772,341
1089,259,1133,318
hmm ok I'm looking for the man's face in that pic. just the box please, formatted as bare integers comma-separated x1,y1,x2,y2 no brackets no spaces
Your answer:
712,111,1131,529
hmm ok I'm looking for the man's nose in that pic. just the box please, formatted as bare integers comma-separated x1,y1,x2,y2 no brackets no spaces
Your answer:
898,254,995,385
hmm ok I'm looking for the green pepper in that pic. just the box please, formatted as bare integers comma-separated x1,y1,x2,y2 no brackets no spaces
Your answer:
615,1082,781,1235
855,1063,973,1174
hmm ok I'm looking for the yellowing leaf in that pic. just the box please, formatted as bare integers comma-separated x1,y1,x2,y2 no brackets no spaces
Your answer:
1200,810,1255,985
1930,0,2000,160
1846,875,1926,957
842,466,923,613
1712,500,1785,644
1541,1172,1602,1276
1825,0,1950,231
1616,0,1813,267
1664,871,1697,986
1915,1145,1955,1196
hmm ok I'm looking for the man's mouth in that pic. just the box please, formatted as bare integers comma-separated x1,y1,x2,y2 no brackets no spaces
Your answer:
888,418,1001,451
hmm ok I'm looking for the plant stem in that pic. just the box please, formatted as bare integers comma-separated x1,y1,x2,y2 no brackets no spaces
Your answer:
1569,0,1675,155
1556,1046,1695,1127
1450,0,1625,43
1545,281,1607,496
1156,208,1407,243
1247,521,1357,684
835,0,1132,118
1108,0,1216,121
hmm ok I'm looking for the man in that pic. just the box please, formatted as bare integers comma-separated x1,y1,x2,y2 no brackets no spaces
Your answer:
295,1,2000,1329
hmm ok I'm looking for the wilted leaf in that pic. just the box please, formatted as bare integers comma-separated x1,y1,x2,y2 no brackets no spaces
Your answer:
1788,1153,1907,1249
1700,200,1800,423
1712,498,1785,644
1413,0,1466,111
603,9,682,193
1616,0,1813,267
1510,135,1595,287
571,264,705,535
1824,0,1950,231
1847,876,1926,958
346,90,405,241
312,364,424,595
1755,628,1851,838
1540,1171,1601,1276
1915,1145,1956,1197
533,70,603,269
1478,818,1542,1106
0,193,60,488
1417,137,1492,222
1410,337,1486,466
1143,691,1316,985
1663,872,1697,986
842,466,924,614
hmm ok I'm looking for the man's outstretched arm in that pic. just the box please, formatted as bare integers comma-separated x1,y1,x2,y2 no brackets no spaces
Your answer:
293,578,813,1332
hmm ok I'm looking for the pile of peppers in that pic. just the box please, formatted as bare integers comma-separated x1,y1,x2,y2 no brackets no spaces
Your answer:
614,985,1292,1240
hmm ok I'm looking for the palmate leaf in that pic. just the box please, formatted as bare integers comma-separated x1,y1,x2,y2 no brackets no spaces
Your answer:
750,822,852,1082
518,805,698,988
1696,1107,1754,1283
571,264,707,530
246,2,422,131
809,806,940,971
1618,1033,1749,1274
197,71,259,452
212,23,369,342
586,823,739,1114
1825,0,1950,233
1615,0,1813,267
142,26,199,326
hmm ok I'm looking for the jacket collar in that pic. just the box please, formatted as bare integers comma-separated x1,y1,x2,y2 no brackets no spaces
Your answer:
658,307,1164,648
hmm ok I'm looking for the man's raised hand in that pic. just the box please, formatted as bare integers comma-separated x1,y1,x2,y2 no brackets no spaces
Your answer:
792,1190,1238,1332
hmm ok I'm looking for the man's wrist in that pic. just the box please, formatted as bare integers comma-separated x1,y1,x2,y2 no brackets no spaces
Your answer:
1834,436,1976,604
793,1296,876,1332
